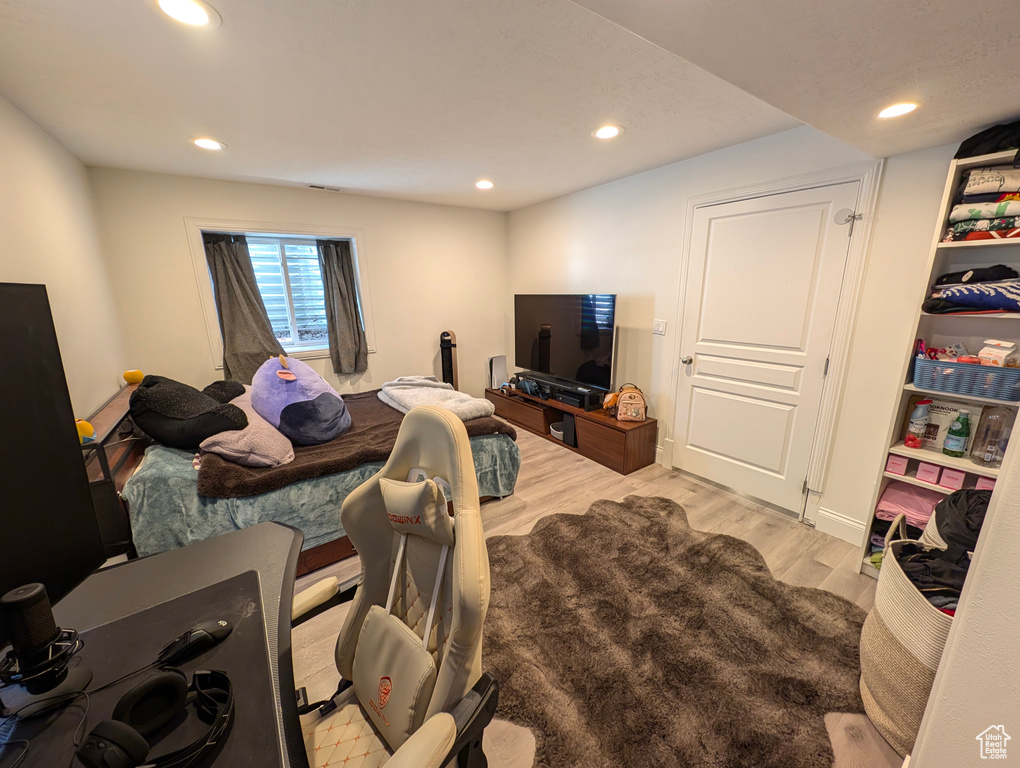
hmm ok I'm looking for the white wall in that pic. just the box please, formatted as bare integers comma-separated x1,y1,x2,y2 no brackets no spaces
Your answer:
815,143,955,538
911,441,1020,765
87,169,507,397
507,125,957,539
0,94,126,415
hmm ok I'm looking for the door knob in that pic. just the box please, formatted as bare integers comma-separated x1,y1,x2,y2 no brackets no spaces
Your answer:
681,356,693,365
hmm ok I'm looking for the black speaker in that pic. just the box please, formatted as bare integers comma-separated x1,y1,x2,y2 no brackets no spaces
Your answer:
561,413,577,448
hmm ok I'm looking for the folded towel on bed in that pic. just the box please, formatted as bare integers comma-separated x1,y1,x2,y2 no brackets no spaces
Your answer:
198,390,515,498
378,376,496,420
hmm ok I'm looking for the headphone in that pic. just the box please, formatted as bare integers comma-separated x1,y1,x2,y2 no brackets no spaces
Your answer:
75,668,233,768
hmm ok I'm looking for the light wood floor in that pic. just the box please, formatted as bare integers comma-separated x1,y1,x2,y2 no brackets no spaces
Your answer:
293,429,900,768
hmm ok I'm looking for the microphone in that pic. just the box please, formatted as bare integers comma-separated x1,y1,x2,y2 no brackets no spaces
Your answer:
1,583,90,701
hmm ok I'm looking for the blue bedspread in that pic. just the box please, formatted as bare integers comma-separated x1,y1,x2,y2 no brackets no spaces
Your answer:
122,434,520,557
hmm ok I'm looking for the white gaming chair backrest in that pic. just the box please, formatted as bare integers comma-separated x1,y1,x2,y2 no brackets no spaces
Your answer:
334,405,489,722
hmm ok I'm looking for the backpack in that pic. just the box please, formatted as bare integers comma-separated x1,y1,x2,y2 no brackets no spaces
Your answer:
604,383,647,422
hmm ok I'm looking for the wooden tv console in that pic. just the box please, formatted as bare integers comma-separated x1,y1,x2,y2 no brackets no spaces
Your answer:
485,388,657,474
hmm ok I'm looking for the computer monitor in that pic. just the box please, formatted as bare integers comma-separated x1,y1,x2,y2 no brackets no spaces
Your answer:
0,284,105,651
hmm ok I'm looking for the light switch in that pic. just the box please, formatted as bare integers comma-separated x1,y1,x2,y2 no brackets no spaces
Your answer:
652,319,667,336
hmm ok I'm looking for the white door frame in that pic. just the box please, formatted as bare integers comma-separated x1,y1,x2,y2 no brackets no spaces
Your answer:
663,160,883,520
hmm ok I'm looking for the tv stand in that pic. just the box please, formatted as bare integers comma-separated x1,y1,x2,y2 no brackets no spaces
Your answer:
485,388,657,475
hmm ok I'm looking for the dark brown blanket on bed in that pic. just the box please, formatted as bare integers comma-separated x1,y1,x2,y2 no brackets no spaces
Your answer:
197,390,516,499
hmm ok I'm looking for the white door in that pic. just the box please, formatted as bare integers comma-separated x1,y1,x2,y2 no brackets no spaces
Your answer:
673,181,860,513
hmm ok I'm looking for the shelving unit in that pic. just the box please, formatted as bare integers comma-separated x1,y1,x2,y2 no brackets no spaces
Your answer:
859,149,1020,578
902,382,1014,407
881,470,953,495
887,440,1002,477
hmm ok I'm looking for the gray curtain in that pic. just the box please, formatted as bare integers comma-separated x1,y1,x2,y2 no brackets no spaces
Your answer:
203,233,284,383
318,239,368,374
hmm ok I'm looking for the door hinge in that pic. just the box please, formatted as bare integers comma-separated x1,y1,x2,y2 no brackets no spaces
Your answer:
802,478,808,494
823,356,830,376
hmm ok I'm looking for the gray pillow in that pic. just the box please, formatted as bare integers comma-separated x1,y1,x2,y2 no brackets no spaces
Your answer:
200,388,294,467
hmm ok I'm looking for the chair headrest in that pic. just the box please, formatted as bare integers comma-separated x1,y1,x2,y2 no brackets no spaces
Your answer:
379,478,455,547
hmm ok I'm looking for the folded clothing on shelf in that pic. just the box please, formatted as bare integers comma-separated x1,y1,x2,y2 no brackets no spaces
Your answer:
948,227,1020,242
961,167,1020,197
923,278,1020,313
875,481,944,529
949,200,1020,222
950,214,1020,236
956,191,1020,205
871,515,925,542
933,264,1018,287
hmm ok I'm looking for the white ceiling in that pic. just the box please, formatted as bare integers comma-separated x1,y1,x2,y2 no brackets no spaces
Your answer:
2,1,1016,212
573,0,1020,159
0,0,797,211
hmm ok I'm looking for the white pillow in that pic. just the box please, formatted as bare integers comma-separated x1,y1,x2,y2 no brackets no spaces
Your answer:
200,388,294,467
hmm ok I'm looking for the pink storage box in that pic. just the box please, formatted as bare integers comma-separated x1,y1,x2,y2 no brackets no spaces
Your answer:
916,462,941,484
939,468,966,490
976,476,997,491
885,454,909,475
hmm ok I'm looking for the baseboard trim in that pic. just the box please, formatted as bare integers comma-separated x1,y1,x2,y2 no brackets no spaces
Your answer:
813,507,867,546
660,438,674,467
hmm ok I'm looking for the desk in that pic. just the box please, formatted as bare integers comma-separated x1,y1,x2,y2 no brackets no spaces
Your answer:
51,522,306,767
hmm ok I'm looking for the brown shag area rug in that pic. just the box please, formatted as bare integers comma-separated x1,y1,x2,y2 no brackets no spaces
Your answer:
484,495,867,768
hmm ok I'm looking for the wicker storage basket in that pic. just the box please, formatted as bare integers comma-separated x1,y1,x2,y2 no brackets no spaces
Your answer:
913,357,1020,401
859,515,953,756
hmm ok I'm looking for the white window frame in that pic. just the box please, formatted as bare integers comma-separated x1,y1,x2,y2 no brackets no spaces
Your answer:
184,217,377,371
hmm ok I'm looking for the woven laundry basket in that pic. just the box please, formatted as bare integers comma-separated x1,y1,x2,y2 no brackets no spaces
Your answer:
859,514,953,756
920,514,948,550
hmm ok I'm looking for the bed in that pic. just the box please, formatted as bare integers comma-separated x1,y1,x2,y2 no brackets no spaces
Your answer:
122,390,520,573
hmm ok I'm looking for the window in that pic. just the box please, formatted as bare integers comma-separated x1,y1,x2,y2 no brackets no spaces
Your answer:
187,218,376,371
246,236,333,352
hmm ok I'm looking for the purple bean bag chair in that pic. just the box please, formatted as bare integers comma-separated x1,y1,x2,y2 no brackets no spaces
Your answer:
250,355,351,445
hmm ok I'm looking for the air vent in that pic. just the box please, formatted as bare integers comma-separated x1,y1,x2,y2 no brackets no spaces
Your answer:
307,184,344,192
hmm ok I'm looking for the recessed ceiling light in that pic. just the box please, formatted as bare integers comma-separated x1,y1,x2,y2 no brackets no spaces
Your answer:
157,0,221,27
476,180,494,190
878,103,917,119
593,125,622,139
193,138,225,150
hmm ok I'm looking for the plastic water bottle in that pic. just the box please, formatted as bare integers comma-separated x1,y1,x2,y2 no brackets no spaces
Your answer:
905,399,931,449
943,409,970,457
971,406,1013,468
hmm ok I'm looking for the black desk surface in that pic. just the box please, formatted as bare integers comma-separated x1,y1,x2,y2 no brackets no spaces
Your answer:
9,571,281,766
46,522,305,767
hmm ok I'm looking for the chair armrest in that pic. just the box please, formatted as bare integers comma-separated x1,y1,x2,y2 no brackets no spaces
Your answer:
387,713,456,768
292,577,339,621
291,574,363,627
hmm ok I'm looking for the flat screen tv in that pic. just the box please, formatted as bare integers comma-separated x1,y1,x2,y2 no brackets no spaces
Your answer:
514,294,617,391
0,284,105,651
